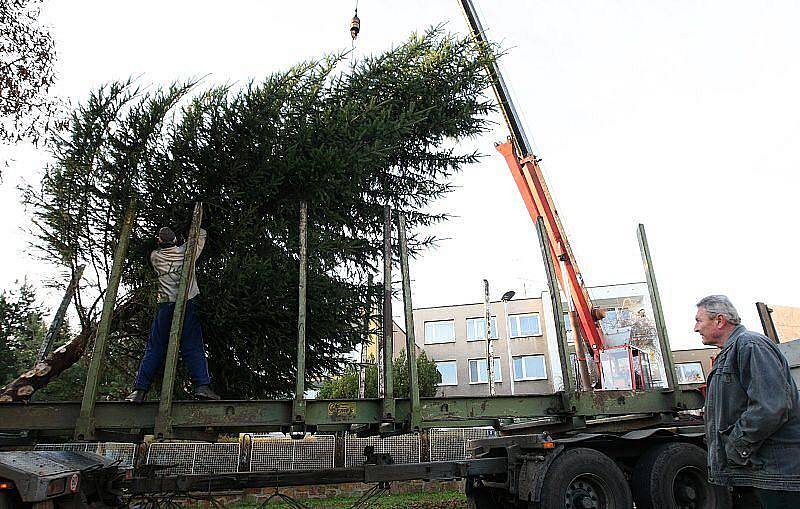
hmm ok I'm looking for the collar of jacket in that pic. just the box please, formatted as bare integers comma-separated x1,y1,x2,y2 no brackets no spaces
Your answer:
719,324,747,355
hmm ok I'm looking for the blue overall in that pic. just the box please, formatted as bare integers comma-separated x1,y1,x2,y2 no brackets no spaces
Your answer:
134,298,212,390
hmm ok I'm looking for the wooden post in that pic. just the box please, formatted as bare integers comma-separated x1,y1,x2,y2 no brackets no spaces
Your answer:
397,213,421,430
637,224,677,392
756,302,780,343
154,203,203,439
382,205,395,422
293,202,309,425
536,217,575,396
75,199,136,440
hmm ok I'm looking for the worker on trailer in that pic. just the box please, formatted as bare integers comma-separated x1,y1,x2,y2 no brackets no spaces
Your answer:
695,295,800,508
125,226,220,403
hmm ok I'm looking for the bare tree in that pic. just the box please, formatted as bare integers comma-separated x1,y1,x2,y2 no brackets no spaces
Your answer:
0,0,65,147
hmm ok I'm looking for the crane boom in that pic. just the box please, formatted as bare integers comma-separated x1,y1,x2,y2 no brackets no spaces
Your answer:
457,0,606,375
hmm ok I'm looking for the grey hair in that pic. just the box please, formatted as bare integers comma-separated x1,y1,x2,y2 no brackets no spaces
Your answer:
696,295,741,325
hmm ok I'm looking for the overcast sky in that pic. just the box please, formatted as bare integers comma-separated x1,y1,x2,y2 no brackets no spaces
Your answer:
1,0,798,350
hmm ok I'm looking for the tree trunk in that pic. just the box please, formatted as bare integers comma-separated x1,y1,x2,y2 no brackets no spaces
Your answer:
0,299,137,403
0,326,93,402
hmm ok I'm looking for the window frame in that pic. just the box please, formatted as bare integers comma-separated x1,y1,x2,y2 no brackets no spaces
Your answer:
424,320,456,345
508,313,543,338
512,354,548,381
467,357,503,384
435,360,459,386
466,316,499,342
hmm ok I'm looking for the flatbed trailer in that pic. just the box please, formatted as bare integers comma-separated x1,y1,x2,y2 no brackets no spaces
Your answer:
0,211,731,509
0,202,711,509
0,191,720,509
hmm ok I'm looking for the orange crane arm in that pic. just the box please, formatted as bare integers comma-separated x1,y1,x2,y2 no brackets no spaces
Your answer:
458,0,606,359
495,141,604,358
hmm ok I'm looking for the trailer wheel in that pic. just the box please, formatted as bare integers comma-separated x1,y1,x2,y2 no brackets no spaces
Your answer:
535,447,631,509
632,443,732,509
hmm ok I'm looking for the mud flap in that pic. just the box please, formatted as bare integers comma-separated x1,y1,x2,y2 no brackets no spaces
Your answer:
517,445,565,504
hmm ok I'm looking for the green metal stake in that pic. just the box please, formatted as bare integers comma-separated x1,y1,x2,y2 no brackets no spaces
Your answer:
75,199,136,440
38,265,85,363
358,273,373,399
32,265,86,403
397,213,421,430
637,224,677,394
154,203,203,439
293,202,308,427
381,205,395,424
536,217,576,399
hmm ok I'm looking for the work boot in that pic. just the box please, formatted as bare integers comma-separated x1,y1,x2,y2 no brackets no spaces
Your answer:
194,385,221,400
125,389,147,404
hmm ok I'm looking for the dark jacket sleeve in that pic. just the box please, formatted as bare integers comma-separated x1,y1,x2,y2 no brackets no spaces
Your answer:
730,339,793,458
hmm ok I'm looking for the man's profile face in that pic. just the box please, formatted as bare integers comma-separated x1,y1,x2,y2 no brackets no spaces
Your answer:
694,307,723,346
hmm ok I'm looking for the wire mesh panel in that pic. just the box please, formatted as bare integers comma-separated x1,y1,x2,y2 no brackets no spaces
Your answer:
249,435,334,471
146,442,240,475
35,442,137,468
429,427,495,462
35,443,94,453
191,443,240,474
344,433,421,467
290,435,335,470
250,437,294,471
95,443,137,468
146,442,197,475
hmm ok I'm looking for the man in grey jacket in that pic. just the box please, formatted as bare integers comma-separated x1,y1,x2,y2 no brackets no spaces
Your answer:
696,295,800,508
125,226,220,403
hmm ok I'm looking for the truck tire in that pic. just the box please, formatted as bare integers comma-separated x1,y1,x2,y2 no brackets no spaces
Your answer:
632,443,732,509
534,447,632,509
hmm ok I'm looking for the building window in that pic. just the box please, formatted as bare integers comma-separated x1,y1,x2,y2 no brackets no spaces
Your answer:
466,317,498,341
562,312,576,343
675,362,705,384
425,320,455,344
604,309,633,325
468,358,503,384
509,313,542,338
435,360,458,386
513,355,547,381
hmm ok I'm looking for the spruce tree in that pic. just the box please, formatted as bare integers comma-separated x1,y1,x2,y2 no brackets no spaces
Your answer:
16,28,496,399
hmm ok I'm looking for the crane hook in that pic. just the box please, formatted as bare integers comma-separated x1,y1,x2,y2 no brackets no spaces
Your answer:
350,8,360,40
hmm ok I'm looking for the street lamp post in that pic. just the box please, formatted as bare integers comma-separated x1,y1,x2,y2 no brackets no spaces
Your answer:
502,290,516,395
